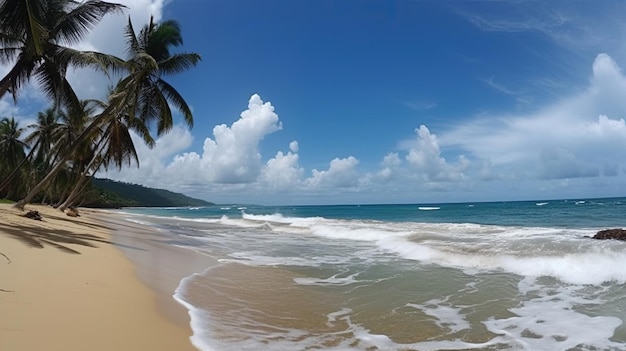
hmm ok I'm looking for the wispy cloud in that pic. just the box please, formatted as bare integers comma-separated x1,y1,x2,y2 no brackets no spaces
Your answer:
405,100,438,111
482,77,519,96
454,1,626,59
441,54,626,182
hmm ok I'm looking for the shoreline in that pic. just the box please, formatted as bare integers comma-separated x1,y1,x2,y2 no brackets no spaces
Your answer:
99,209,219,333
0,203,198,351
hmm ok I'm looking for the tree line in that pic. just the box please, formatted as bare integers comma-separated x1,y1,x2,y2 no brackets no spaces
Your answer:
0,0,201,211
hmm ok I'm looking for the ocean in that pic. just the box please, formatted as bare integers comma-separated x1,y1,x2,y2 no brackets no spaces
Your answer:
116,197,626,351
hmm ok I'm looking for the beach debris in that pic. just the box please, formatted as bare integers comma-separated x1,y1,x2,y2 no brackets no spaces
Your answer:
65,208,80,217
23,210,42,221
592,228,626,241
1,252,13,292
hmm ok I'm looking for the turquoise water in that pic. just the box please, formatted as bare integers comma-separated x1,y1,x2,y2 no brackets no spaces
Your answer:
118,197,626,350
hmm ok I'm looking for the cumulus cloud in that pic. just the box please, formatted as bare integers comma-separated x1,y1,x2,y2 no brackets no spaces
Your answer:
306,157,360,189
89,53,626,204
406,125,470,182
99,124,193,183
168,94,282,184
260,141,304,189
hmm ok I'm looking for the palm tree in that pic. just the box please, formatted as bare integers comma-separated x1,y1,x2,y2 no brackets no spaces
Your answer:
0,107,63,193
56,95,135,210
0,0,125,108
28,108,63,165
0,117,28,198
49,99,100,205
14,16,201,210
113,16,200,133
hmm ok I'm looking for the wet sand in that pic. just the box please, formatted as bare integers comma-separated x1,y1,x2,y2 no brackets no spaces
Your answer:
0,203,198,351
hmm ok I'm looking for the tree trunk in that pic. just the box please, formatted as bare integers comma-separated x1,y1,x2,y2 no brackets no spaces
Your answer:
58,158,103,211
0,67,16,101
14,97,118,210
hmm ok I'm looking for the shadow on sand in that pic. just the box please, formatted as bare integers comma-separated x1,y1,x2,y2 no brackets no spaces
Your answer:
0,221,110,254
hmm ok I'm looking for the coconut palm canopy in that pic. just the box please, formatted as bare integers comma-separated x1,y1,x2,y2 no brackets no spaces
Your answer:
0,0,126,110
0,2,201,210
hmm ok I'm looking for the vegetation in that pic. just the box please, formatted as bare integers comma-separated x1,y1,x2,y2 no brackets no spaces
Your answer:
87,178,213,208
0,2,202,211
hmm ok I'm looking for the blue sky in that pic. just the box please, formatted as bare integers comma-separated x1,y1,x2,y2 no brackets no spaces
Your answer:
3,0,626,205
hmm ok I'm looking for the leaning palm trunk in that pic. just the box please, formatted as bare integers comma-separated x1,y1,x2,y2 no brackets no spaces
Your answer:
13,105,116,210
57,173,92,211
58,143,107,211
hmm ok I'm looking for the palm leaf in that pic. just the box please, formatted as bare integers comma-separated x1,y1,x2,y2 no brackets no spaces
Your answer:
155,78,193,127
54,0,126,45
158,53,202,76
55,46,126,75
124,17,140,57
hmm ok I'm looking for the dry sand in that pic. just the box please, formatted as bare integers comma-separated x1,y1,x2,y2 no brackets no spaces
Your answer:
0,203,197,351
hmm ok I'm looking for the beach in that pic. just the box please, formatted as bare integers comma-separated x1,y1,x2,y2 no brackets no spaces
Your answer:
0,203,197,351
4,199,625,350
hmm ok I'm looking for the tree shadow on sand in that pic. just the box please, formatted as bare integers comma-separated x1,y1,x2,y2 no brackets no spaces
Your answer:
0,221,110,254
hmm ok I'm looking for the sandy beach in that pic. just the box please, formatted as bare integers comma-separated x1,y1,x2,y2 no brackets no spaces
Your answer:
0,203,197,351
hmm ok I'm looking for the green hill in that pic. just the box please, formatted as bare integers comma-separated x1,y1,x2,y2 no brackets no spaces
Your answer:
84,178,213,208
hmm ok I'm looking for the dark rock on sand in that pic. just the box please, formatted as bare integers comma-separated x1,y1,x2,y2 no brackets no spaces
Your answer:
23,210,42,221
592,228,626,241
65,208,80,217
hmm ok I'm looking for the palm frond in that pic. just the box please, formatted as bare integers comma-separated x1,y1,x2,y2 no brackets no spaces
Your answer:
102,117,139,169
158,53,202,76
0,47,22,64
146,19,183,61
34,60,90,123
21,0,48,56
124,17,140,58
0,56,38,101
54,1,126,45
125,114,155,147
55,46,127,75
156,78,193,127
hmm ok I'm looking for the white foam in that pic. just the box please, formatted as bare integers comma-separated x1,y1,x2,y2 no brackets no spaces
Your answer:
310,223,412,242
407,299,471,333
219,251,352,267
326,307,352,326
379,236,626,284
173,268,221,351
484,277,623,351
294,272,362,286
241,212,327,227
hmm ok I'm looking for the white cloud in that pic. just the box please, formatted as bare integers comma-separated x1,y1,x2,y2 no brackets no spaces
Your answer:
456,2,626,59
406,125,469,182
168,94,282,184
440,53,626,182
99,124,193,182
260,141,304,190
306,157,360,189
381,152,401,167
0,99,21,119
96,54,626,205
